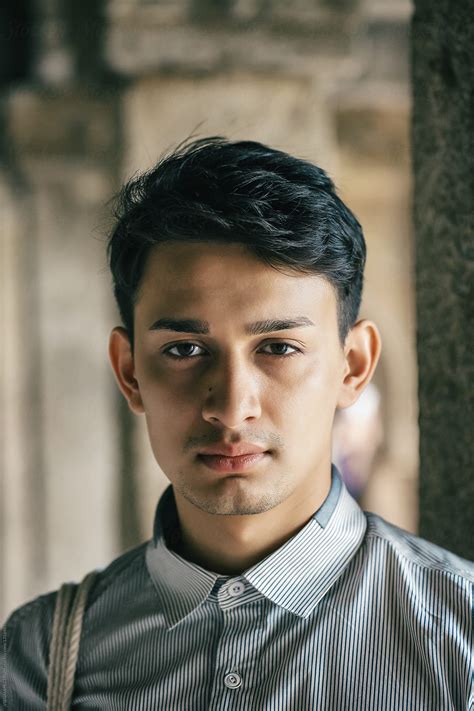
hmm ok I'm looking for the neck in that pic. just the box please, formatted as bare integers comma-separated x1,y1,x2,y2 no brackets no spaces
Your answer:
171,468,332,575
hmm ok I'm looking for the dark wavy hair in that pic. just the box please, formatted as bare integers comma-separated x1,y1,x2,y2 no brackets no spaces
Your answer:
107,136,366,348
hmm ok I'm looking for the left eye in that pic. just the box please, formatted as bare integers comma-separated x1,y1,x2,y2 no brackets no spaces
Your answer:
260,343,299,357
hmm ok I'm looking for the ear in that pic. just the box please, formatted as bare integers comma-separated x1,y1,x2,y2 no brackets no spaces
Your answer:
108,326,145,415
336,319,382,410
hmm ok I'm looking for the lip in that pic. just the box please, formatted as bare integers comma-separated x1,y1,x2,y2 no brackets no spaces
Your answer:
197,452,269,473
197,443,268,457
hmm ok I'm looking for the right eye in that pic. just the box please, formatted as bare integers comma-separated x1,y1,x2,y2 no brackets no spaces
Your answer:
163,343,207,359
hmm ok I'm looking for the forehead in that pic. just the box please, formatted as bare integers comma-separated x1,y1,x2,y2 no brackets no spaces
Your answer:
135,241,337,326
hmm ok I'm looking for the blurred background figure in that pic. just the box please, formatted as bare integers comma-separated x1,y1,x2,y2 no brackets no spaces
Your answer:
333,383,384,502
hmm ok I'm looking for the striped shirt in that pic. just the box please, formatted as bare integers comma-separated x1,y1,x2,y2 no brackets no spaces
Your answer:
2,466,473,710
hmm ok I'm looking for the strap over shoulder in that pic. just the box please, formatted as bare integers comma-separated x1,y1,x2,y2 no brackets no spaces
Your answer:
47,570,99,710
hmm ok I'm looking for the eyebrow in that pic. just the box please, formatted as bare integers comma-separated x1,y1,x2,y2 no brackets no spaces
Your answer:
148,316,315,336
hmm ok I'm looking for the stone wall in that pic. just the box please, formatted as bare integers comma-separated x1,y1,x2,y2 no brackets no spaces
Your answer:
412,0,473,559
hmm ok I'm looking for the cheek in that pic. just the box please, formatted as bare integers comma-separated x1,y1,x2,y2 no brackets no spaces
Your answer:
142,381,197,431
278,360,341,428
137,356,194,408
135,371,195,451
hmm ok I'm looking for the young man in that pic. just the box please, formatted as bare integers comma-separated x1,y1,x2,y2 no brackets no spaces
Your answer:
2,138,473,709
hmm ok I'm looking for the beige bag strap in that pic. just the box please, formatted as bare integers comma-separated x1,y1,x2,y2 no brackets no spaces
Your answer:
47,570,98,710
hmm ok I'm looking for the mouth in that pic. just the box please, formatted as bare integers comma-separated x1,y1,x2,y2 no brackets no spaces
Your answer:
197,452,269,473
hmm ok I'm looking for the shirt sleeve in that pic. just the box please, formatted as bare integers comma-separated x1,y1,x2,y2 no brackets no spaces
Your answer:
1,592,57,710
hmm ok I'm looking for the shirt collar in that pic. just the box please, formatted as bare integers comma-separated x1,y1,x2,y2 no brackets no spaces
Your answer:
146,465,367,629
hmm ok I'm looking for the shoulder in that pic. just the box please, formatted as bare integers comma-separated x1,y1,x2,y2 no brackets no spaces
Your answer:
364,511,473,581
2,539,149,634
359,515,473,706
86,540,149,604
1,591,57,709
1,540,149,709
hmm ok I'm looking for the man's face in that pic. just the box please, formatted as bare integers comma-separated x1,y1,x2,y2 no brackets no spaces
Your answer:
123,240,350,517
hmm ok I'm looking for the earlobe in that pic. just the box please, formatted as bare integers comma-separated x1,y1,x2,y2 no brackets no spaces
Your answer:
108,327,145,415
337,320,382,410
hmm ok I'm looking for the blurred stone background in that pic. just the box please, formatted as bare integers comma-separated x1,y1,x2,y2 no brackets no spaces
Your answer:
1,0,418,620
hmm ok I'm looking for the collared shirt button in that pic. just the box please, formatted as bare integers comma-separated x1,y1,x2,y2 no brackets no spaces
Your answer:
224,672,242,689
228,580,245,597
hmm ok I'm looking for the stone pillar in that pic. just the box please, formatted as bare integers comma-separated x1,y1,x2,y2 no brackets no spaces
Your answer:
0,173,48,617
412,1,473,559
1,87,123,619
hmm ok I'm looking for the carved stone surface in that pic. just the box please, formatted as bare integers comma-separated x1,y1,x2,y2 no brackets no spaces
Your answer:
412,0,474,559
104,0,362,76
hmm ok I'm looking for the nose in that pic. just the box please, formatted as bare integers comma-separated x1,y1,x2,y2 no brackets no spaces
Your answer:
201,353,262,428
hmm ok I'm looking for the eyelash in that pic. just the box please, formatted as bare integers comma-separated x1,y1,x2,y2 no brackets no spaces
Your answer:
163,342,301,360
